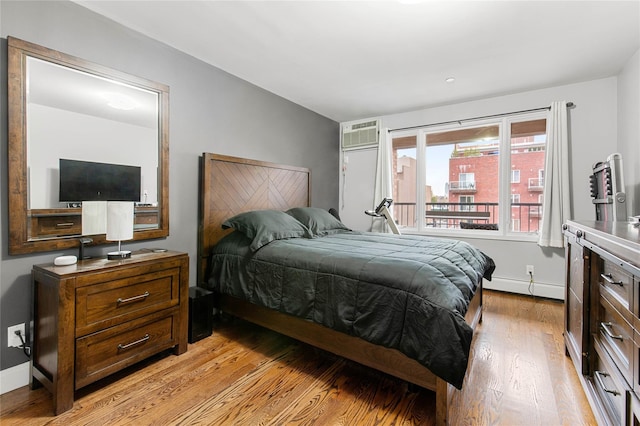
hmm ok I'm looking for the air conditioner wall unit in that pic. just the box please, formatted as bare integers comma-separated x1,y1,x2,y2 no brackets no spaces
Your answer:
342,119,379,151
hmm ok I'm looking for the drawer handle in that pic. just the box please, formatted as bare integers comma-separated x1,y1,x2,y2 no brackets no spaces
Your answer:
601,273,623,286
594,370,620,396
55,222,75,228
117,334,150,351
117,291,150,305
600,321,624,341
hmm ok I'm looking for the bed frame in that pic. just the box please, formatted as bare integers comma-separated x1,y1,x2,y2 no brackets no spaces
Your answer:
197,153,483,426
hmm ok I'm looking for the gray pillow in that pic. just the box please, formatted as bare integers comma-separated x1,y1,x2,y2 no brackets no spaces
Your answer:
222,209,312,252
286,207,351,236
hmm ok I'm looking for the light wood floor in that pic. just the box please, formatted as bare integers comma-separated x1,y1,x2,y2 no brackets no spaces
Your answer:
1,290,596,425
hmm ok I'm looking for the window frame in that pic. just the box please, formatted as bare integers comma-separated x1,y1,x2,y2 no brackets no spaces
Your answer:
389,111,547,240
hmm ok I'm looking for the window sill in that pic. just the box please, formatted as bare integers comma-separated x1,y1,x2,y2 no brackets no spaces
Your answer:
401,228,540,243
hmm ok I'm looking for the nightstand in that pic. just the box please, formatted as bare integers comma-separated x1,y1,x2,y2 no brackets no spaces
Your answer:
31,250,189,415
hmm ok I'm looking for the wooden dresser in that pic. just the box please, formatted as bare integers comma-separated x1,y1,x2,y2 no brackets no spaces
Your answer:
564,220,640,425
31,250,189,415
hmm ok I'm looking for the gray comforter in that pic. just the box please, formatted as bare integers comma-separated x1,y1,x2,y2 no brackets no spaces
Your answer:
207,231,494,388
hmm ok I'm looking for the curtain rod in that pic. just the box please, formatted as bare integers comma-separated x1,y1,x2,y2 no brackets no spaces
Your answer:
389,101,575,133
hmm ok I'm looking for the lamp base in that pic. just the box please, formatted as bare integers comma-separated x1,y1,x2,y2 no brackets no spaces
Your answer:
107,250,132,260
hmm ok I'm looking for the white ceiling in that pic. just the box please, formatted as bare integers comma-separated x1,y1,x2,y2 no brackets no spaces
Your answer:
74,1,640,123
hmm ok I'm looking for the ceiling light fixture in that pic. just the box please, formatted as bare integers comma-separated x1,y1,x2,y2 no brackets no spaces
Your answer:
101,92,138,110
445,77,456,83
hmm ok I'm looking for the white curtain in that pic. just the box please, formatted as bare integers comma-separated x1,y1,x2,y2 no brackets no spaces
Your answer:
372,128,393,232
538,101,571,247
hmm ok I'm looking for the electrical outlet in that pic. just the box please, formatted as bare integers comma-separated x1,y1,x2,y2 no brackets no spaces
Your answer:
526,265,535,275
7,323,25,348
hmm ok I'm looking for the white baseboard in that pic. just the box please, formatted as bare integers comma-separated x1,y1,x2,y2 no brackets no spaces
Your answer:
0,362,30,395
484,276,565,300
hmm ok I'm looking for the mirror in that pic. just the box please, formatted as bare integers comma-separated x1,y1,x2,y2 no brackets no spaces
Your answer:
8,37,169,254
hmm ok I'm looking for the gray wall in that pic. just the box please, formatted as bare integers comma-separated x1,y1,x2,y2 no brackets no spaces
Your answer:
618,49,640,216
0,1,339,373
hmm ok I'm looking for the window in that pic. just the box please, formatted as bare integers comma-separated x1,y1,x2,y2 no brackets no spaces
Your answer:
510,119,546,233
456,173,476,190
390,115,547,235
392,135,418,227
459,195,475,211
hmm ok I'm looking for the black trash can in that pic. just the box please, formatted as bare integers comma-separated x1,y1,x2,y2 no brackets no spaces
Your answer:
188,286,214,343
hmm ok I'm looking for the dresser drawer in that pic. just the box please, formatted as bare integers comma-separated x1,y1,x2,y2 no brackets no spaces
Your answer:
76,267,181,335
134,208,159,225
599,293,634,386
75,312,177,388
600,260,633,312
30,214,81,237
593,339,628,426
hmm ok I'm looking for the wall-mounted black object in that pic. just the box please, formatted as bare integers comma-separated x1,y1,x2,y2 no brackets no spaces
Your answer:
188,286,214,343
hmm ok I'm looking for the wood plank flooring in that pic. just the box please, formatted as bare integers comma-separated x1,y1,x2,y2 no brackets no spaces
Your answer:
1,290,596,425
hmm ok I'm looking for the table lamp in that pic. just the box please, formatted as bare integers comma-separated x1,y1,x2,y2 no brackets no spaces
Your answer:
106,201,134,260
80,201,108,260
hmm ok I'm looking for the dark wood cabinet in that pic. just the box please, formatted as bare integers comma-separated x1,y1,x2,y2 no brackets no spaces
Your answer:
31,250,189,415
563,220,640,425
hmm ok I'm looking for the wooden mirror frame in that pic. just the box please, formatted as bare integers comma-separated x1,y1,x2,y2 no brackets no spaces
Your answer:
7,36,169,255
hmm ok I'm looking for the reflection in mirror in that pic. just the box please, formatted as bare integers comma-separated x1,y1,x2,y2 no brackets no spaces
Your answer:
8,36,169,255
27,57,159,211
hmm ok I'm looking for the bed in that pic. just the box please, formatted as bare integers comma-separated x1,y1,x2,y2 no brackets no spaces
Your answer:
197,153,494,425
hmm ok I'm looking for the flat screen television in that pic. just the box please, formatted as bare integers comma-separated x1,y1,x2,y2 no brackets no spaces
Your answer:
59,158,141,202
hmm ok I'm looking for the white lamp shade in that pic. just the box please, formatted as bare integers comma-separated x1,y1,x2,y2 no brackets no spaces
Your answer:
106,201,134,241
82,201,107,235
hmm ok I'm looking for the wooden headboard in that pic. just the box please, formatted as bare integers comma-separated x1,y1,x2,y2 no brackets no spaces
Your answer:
197,153,311,284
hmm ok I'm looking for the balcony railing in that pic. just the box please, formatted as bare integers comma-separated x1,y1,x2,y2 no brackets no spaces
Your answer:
529,205,543,217
393,202,542,232
448,181,476,192
528,177,544,191
510,203,543,232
